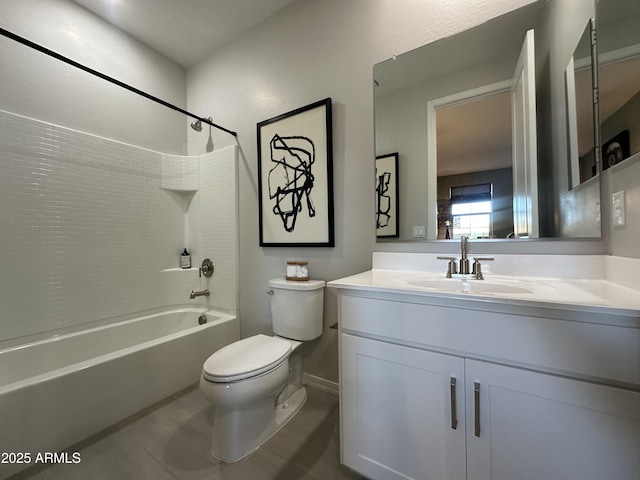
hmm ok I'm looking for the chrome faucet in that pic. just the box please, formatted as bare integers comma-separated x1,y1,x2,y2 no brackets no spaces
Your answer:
459,236,470,275
190,289,210,299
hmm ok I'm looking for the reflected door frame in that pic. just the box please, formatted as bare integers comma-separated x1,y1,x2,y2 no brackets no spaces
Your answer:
511,28,539,239
426,80,511,240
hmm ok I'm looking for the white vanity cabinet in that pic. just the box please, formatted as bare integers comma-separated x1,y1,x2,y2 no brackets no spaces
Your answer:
341,333,466,480
337,293,640,480
465,359,640,480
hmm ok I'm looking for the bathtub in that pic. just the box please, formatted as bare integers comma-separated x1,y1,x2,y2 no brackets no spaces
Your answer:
0,306,239,479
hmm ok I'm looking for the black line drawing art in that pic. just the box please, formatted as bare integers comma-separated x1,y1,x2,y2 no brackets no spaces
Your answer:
268,134,316,232
375,152,399,238
376,171,392,228
257,98,334,247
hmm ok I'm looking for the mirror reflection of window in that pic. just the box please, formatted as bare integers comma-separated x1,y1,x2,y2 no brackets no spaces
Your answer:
449,184,493,239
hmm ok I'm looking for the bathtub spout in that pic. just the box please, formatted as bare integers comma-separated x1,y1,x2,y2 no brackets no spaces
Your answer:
190,289,210,299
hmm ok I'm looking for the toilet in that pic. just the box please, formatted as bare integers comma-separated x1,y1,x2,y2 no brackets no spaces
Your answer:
199,278,325,462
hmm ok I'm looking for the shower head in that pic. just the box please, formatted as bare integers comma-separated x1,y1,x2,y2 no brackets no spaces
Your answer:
191,116,212,132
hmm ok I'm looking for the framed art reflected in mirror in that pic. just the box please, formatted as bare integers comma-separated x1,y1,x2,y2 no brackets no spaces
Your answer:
376,152,399,238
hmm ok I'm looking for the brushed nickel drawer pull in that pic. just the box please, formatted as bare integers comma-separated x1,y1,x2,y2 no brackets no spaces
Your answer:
450,377,458,429
474,382,481,437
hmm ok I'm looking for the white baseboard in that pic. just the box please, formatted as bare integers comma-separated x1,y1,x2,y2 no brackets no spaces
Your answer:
302,373,339,396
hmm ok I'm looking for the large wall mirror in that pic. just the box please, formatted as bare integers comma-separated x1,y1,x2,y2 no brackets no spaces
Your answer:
566,19,597,190
374,0,600,242
597,0,640,173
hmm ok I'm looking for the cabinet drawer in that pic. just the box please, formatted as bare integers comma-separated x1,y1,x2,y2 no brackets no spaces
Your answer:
339,294,640,386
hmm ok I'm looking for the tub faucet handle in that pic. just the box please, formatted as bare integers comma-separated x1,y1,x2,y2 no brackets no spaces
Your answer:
199,258,214,278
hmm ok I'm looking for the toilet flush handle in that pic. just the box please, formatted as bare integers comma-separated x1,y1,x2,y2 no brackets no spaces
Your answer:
266,288,274,296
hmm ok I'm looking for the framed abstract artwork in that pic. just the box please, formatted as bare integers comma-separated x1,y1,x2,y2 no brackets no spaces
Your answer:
257,98,334,247
375,152,399,238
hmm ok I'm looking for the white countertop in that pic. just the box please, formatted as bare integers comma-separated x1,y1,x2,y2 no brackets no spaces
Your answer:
327,254,640,326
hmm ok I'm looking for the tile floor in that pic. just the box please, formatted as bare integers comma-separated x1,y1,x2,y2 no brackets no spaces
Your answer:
10,385,362,480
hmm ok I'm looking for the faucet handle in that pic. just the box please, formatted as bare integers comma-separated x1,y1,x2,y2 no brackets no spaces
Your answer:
199,258,214,278
437,256,458,278
472,257,494,280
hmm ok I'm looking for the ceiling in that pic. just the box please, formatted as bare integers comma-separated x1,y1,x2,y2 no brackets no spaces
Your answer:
436,91,512,177
71,0,294,67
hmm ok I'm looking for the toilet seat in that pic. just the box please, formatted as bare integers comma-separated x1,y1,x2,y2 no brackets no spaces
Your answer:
202,334,292,383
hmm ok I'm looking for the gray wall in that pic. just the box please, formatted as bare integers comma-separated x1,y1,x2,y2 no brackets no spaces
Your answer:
600,73,640,258
602,153,640,258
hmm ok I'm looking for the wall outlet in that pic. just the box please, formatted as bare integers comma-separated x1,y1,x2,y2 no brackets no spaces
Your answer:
612,191,625,227
412,225,426,238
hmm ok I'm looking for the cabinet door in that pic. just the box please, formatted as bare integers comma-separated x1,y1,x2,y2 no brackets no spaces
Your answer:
466,359,640,480
341,334,466,480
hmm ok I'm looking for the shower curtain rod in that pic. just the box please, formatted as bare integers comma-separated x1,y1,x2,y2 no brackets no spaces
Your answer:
0,27,237,137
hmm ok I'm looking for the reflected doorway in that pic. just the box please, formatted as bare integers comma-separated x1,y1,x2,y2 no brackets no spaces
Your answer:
433,88,514,239
427,30,538,240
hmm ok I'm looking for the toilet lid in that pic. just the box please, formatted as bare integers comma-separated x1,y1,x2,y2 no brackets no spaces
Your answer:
202,334,292,383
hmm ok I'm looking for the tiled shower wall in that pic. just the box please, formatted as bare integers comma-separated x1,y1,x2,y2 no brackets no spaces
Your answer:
0,110,237,343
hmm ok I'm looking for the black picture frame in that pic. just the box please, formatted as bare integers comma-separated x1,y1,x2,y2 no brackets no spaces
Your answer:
375,152,399,238
602,130,630,170
257,98,334,247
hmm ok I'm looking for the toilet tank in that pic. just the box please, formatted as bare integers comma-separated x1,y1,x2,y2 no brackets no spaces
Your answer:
269,278,325,341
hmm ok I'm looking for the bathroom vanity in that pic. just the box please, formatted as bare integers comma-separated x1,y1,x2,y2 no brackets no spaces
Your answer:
328,253,640,480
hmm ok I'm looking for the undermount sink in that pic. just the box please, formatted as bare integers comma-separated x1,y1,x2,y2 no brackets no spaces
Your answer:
407,279,533,294
393,274,557,296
